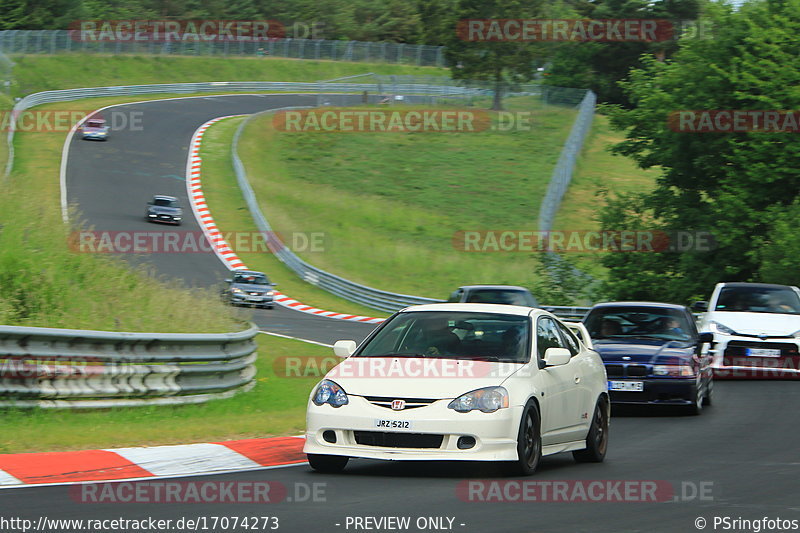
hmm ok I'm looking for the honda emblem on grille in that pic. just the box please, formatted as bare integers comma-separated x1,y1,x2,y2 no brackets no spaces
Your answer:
391,399,405,410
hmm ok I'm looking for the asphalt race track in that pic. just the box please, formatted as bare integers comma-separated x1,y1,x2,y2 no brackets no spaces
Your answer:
3,382,800,532
3,95,798,533
64,94,377,345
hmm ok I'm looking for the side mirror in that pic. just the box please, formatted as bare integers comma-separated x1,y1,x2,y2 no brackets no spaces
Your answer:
692,301,708,312
333,340,357,359
270,283,277,287
224,279,232,283
698,332,714,344
543,347,571,367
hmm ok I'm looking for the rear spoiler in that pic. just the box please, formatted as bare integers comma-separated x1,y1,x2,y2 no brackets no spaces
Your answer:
561,319,593,350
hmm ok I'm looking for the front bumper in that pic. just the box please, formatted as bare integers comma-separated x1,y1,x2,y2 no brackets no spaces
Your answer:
82,133,108,140
147,214,181,224
304,396,522,461
231,293,274,305
709,335,800,379
607,378,697,405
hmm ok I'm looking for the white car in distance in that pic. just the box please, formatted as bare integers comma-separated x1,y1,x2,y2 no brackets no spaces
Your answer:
304,303,609,475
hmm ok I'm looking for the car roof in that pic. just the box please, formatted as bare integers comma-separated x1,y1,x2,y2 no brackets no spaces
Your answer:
456,285,531,292
589,301,688,311
401,303,544,316
718,282,797,290
153,195,178,201
234,270,266,276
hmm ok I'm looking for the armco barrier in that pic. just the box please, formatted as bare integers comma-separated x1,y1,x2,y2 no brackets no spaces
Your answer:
0,324,258,408
231,108,591,318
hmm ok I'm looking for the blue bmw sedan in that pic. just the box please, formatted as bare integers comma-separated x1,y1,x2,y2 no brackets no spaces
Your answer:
582,302,713,415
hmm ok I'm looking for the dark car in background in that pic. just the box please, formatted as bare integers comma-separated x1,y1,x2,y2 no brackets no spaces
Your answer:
145,195,183,225
224,270,276,309
582,302,713,414
447,285,539,307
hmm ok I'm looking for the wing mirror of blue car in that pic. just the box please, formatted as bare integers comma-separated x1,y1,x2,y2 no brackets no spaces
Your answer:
698,332,714,344
333,340,357,359
543,347,571,367
692,301,708,312
224,279,232,283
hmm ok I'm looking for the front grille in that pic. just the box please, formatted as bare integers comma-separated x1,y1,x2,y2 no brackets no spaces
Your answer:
363,396,437,410
627,365,648,377
353,431,443,449
604,364,649,377
724,341,798,358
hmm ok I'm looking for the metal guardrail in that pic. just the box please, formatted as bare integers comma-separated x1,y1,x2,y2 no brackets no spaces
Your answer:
231,107,592,319
3,80,486,177
0,324,259,408
0,30,446,67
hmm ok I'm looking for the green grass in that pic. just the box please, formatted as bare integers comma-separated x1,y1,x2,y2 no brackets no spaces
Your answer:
10,55,446,97
549,114,660,278
0,334,331,453
198,116,383,317
235,96,579,299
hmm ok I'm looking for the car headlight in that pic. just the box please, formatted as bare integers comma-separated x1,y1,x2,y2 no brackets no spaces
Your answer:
148,214,156,217
653,364,695,377
448,386,509,413
173,217,181,220
266,290,275,296
709,321,737,335
231,287,244,294
312,379,349,407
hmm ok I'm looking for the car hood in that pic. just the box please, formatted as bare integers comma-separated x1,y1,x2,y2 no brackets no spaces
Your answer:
324,357,525,399
148,206,182,215
703,311,800,336
231,283,271,292
83,126,108,132
592,339,695,364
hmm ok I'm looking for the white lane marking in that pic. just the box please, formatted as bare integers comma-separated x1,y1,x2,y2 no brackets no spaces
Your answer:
109,443,260,477
258,331,334,347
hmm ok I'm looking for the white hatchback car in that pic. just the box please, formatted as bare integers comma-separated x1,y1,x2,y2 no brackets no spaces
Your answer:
304,303,609,475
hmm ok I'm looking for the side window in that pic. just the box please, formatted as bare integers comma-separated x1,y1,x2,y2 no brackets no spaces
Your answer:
556,322,580,356
447,290,463,303
537,317,565,359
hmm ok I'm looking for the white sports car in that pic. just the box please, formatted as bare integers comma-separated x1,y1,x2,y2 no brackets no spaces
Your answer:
304,303,609,475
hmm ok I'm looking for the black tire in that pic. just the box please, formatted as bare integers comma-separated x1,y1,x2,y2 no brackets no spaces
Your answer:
702,376,713,407
307,454,349,473
510,402,541,476
687,381,704,415
573,397,609,463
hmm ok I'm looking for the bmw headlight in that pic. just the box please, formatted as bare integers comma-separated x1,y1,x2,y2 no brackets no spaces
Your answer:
709,321,737,335
312,379,349,407
448,386,509,413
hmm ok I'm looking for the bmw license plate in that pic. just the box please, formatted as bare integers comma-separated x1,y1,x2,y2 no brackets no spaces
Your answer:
608,380,644,392
746,348,781,357
374,419,412,430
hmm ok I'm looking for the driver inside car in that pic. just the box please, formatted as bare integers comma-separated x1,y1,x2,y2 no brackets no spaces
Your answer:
418,317,461,356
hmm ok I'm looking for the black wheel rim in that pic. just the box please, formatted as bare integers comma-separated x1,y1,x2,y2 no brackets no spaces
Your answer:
522,411,539,468
594,405,608,455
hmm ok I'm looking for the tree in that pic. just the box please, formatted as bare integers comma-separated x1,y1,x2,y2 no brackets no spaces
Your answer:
444,0,545,110
599,0,800,302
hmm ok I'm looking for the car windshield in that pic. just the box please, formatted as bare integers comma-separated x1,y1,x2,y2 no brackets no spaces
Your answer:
153,198,179,207
584,307,693,341
234,273,269,285
355,311,531,363
464,289,534,306
86,120,105,128
714,286,800,314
